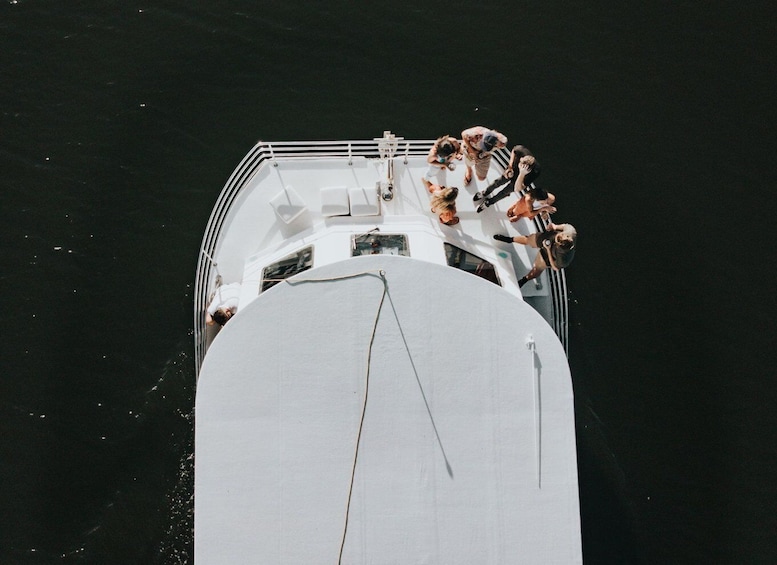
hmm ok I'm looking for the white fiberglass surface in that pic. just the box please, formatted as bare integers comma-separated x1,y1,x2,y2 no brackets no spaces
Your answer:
195,255,580,564
209,155,540,292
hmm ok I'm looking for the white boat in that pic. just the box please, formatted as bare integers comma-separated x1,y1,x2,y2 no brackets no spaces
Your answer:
193,132,581,563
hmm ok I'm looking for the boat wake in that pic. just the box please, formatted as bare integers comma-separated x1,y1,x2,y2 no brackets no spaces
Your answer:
155,347,195,565
64,345,195,564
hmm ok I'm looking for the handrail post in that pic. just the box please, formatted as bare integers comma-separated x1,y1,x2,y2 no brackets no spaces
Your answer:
268,143,278,167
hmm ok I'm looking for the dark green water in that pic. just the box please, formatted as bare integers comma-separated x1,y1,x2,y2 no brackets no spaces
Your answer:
2,1,776,563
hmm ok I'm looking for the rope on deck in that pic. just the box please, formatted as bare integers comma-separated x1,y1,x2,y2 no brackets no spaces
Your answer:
284,269,387,565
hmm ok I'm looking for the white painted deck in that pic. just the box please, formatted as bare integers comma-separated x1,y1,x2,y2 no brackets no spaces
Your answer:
195,257,582,564
199,147,561,356
208,153,544,284
193,136,578,563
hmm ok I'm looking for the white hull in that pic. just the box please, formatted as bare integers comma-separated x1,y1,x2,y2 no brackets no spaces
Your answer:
194,134,581,563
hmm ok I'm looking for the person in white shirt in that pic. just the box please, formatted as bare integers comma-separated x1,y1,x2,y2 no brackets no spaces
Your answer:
206,282,241,326
422,135,463,180
460,126,507,185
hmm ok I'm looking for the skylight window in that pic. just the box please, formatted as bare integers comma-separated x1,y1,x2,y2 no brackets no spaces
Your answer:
351,233,410,257
444,243,501,286
261,246,314,292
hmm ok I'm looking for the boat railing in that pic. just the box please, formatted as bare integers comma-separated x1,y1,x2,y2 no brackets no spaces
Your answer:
531,196,570,354
522,214,570,353
195,138,435,374
263,139,437,163
493,150,569,353
195,139,569,375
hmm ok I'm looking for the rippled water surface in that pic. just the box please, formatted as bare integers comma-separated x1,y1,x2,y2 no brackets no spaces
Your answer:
1,1,776,563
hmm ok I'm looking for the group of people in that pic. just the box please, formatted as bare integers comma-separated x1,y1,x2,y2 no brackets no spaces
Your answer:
423,125,577,288
206,127,579,326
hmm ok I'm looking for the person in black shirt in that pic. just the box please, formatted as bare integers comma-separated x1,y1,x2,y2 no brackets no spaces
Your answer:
493,223,577,287
473,145,541,213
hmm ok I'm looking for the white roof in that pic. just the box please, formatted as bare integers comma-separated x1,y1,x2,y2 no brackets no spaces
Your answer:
195,255,581,564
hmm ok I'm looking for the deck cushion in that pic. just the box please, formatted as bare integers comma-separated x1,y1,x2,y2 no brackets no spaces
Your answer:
270,185,307,224
320,186,350,216
348,185,381,216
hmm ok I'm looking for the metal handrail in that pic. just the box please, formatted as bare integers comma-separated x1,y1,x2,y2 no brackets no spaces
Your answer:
194,138,435,374
532,203,570,356
194,139,570,375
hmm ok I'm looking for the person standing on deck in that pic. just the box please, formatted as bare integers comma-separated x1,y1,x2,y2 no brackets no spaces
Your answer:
505,186,557,223
461,126,507,185
473,144,541,213
423,135,463,181
423,178,460,226
493,223,577,287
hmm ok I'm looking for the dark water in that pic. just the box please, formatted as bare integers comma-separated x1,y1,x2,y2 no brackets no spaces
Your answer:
2,1,776,563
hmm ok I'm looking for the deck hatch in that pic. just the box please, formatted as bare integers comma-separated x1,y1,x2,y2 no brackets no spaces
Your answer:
444,243,501,286
260,245,314,292
351,233,409,257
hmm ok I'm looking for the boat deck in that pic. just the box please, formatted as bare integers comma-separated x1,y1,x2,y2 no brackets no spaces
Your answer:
193,136,581,563
195,137,568,373
195,256,581,564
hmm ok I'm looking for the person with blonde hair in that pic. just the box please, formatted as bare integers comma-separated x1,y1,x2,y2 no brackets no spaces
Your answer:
423,178,460,226
493,223,577,287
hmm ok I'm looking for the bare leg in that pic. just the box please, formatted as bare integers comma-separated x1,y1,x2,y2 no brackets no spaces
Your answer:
493,233,531,244
517,242,548,287
475,155,492,181
524,263,546,282
518,263,547,288
516,252,547,287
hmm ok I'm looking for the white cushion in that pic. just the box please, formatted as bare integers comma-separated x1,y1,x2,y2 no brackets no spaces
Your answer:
348,186,380,216
270,185,307,224
320,186,350,216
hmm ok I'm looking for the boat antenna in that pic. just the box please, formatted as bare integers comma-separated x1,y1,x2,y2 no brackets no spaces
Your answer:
526,334,542,489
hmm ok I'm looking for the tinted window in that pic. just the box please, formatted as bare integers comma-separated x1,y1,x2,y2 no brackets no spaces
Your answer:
352,233,410,257
444,243,501,286
261,246,314,291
